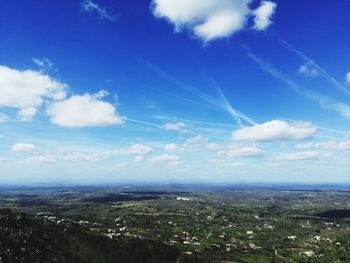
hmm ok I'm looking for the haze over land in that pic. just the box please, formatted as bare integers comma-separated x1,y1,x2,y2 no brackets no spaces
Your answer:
1,0,350,184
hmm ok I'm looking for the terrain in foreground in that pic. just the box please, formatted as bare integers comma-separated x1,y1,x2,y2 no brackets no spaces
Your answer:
1,184,350,262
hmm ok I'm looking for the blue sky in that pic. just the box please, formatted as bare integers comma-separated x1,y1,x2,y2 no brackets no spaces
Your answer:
0,0,350,184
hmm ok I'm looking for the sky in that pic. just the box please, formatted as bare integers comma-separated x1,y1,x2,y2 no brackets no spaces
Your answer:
0,0,350,184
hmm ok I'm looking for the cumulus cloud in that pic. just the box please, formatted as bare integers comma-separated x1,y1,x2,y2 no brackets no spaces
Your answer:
149,154,184,165
253,1,277,31
0,65,67,121
275,151,321,161
47,91,123,128
233,120,316,142
114,144,153,155
151,0,276,42
81,0,116,21
11,143,37,152
296,140,350,151
163,122,187,132
297,64,319,77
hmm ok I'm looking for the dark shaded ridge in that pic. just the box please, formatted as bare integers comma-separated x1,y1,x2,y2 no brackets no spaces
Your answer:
317,209,350,219
83,194,162,203
0,209,181,263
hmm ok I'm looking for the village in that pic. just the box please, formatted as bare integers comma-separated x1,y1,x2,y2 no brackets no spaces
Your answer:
1,185,350,262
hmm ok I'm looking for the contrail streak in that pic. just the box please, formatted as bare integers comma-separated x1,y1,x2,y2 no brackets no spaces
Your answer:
143,60,255,127
125,117,162,128
247,51,350,119
281,39,350,97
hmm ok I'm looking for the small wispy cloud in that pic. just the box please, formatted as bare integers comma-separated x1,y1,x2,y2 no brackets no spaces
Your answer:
282,39,350,97
149,154,184,166
297,63,318,77
11,143,37,152
81,0,116,21
32,58,54,73
346,72,350,85
296,140,350,151
163,122,188,133
275,151,321,161
247,51,350,119
114,144,153,155
220,145,264,158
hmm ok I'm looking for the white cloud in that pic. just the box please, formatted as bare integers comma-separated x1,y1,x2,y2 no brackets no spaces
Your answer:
233,120,316,142
164,135,210,153
209,158,245,168
47,91,123,127
62,152,110,162
164,143,178,152
345,71,350,85
27,155,57,163
149,154,184,165
32,58,53,73
11,143,37,152
275,151,321,161
114,144,153,155
186,135,207,144
81,0,116,21
194,9,248,42
151,0,276,42
329,103,350,118
218,145,263,158
163,122,187,132
296,140,350,151
0,65,67,121
18,107,37,121
253,1,277,31
298,64,319,77
27,151,110,163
